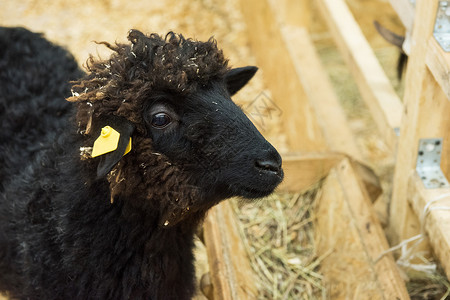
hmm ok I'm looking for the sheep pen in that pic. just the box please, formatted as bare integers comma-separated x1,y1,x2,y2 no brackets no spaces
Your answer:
2,0,450,299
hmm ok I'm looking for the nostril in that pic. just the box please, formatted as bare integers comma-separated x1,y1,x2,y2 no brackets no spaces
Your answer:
255,158,281,174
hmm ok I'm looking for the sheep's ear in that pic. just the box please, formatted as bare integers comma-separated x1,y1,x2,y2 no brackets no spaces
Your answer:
225,66,258,96
92,117,135,178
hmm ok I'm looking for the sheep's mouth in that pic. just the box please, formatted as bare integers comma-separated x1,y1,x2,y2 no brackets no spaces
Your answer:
234,184,278,199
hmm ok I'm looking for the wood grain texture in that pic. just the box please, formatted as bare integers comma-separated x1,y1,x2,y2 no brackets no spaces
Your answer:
408,174,450,281
425,37,450,102
282,151,382,200
316,159,410,300
389,0,441,245
280,152,344,193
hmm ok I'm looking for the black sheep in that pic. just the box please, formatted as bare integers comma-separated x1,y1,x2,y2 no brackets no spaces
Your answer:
0,27,283,299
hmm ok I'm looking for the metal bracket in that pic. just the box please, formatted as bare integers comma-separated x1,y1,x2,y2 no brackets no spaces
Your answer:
416,138,450,189
434,1,450,52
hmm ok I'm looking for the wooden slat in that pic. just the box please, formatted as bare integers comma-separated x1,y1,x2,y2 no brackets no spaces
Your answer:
280,152,344,193
389,0,442,245
408,174,450,280
239,0,328,152
203,201,258,300
281,152,382,201
316,0,403,150
276,0,311,27
281,26,363,161
260,1,363,159
389,0,415,32
316,158,410,300
426,37,450,102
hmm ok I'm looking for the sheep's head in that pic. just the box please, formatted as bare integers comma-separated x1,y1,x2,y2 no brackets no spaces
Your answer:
69,30,283,227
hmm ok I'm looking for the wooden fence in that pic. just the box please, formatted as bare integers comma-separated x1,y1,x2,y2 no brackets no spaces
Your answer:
199,0,450,299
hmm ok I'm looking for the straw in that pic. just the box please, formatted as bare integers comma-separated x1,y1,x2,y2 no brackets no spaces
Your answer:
233,184,327,299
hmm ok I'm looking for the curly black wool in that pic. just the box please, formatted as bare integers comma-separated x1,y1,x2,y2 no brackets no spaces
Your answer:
0,27,282,300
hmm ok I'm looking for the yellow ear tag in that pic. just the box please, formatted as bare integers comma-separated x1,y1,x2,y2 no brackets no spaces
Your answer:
124,138,132,156
91,126,132,158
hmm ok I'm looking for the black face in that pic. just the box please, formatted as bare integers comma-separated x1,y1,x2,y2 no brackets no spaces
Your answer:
142,67,283,204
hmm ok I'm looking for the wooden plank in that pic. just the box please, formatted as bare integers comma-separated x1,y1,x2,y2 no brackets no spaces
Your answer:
389,0,415,32
276,0,311,27
315,158,410,300
408,173,450,280
280,152,344,193
239,0,328,152
316,0,403,150
389,0,442,245
280,26,363,161
415,70,450,179
203,201,258,300
281,152,382,201
426,37,450,102
390,69,450,253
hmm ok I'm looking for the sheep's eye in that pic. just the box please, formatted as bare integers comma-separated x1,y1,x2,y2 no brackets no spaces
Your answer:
151,113,172,129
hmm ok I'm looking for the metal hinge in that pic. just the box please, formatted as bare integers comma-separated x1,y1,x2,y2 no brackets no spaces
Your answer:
416,138,450,189
434,1,450,52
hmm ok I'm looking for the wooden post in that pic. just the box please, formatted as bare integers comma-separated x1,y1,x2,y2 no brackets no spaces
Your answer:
389,0,441,245
425,38,450,101
408,174,450,280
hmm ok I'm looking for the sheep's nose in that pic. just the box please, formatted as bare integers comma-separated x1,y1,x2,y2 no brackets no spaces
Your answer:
255,156,282,176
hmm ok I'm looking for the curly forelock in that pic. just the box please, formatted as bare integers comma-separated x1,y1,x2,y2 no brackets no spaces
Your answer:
68,30,229,132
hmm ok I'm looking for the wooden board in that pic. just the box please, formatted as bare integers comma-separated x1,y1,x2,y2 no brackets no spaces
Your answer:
316,0,403,150
408,174,450,280
277,0,310,27
239,0,328,152
425,37,450,102
315,158,410,300
389,0,442,245
280,26,363,161
280,152,344,193
203,201,258,300
281,153,381,202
